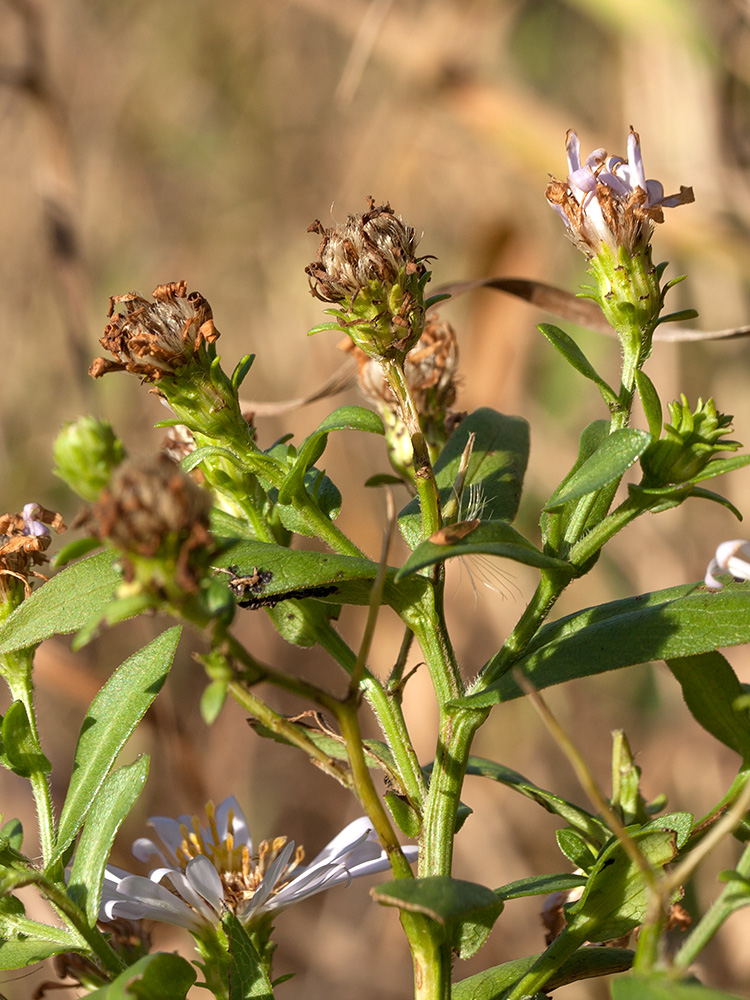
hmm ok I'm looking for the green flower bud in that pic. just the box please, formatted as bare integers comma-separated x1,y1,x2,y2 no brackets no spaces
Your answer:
640,395,739,486
53,417,127,501
306,199,431,360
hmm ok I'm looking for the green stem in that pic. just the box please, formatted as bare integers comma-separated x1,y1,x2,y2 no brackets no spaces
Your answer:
475,571,565,689
36,875,126,977
673,841,750,970
407,923,452,1000
382,358,442,540
337,701,414,880
0,648,55,865
317,623,427,809
420,708,487,876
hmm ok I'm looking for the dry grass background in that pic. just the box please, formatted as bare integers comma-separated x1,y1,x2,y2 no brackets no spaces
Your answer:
3,0,750,997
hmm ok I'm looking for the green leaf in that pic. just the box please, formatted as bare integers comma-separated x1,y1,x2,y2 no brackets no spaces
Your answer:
556,827,598,870
538,324,618,405
212,541,427,615
464,757,609,843
690,454,750,484
223,912,275,999
0,551,120,654
494,872,587,901
395,521,572,580
277,406,383,507
86,953,196,999
667,652,750,762
181,444,280,482
566,828,679,942
452,947,634,1000
545,429,652,510
0,913,86,969
635,369,663,441
385,791,422,838
0,700,52,777
541,419,609,551
399,409,530,548
53,628,181,864
459,581,750,709
612,975,745,1000
371,876,504,960
267,597,340,648
68,756,150,925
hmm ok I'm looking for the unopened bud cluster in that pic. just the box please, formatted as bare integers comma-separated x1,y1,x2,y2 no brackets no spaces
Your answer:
641,396,739,487
306,199,430,360
53,417,127,502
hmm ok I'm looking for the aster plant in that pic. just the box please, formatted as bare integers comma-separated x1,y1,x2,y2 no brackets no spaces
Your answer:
3,131,750,1000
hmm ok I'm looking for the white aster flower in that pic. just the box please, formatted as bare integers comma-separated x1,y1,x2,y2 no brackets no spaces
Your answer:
546,128,694,257
705,539,750,590
100,797,415,932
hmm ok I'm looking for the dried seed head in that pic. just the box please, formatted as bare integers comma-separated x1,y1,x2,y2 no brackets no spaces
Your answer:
344,314,459,412
306,198,431,358
86,454,213,593
307,200,422,303
0,503,66,600
344,315,461,478
89,281,219,381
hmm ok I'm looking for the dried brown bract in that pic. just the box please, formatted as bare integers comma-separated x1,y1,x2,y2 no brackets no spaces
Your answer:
89,281,219,381
0,503,66,598
86,454,213,593
306,198,424,304
343,314,459,412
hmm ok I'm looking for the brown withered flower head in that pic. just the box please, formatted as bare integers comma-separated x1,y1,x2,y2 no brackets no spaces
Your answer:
85,454,213,594
306,198,430,358
0,503,66,601
89,281,219,381
344,314,459,413
343,315,461,477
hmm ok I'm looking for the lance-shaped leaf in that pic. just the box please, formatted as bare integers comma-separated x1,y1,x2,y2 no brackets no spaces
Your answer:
667,652,750,762
542,419,609,552
452,946,634,1000
396,520,572,580
212,540,427,615
0,551,120,654
399,409,530,549
494,872,587,902
277,406,383,507
612,975,746,1000
538,323,618,406
0,913,87,970
463,757,609,843
458,581,750,709
545,429,652,510
52,628,181,864
68,756,151,925
372,876,504,960
86,953,196,1000
223,912,274,1000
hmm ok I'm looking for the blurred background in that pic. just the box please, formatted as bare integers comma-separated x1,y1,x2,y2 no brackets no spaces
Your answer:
2,0,750,996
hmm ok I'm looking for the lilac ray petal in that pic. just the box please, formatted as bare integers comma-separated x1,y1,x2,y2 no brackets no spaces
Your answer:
645,179,666,205
22,504,49,537
213,795,252,849
185,855,225,912
565,130,581,173
149,865,219,923
131,836,171,866
240,840,297,918
627,130,647,191
304,817,373,867
113,874,203,930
